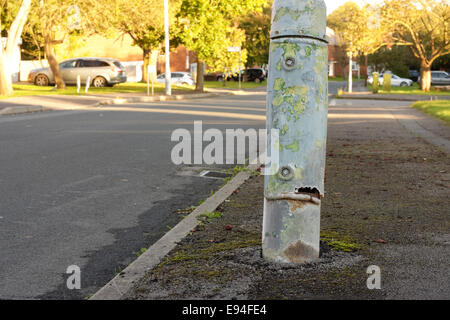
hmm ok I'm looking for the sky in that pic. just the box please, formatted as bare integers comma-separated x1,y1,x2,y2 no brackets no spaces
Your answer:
325,0,382,15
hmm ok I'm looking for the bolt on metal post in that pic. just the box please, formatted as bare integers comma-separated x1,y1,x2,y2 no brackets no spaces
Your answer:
263,0,329,264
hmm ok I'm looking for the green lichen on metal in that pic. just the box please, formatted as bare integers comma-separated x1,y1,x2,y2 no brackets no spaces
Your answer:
281,124,289,136
273,94,284,107
285,85,307,96
272,79,308,120
274,77,285,91
276,60,282,71
273,7,302,22
293,99,307,115
271,42,300,59
305,46,312,57
284,140,299,152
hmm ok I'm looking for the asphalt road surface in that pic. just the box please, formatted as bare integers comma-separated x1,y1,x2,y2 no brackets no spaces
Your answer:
0,83,345,299
0,91,270,299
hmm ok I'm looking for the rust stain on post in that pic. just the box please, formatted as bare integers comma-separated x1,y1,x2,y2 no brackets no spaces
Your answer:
284,240,319,263
287,200,305,211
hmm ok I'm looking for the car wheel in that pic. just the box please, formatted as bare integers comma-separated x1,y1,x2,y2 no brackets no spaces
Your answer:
92,76,107,88
400,82,408,87
35,74,49,86
217,76,223,82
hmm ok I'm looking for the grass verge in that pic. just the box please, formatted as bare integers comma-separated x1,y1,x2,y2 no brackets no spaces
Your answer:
411,100,450,124
368,83,450,96
203,80,266,89
1,82,194,99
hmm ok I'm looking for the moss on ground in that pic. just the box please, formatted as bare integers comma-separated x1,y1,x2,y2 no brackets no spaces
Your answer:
320,230,362,252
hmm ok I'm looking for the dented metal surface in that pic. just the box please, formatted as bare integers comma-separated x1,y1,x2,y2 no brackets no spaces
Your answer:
263,0,328,264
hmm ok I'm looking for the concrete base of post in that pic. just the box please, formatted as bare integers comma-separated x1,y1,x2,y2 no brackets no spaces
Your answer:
262,198,321,264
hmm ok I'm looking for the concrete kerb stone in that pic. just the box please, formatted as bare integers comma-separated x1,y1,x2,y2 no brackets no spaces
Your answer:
0,105,48,116
96,92,223,106
0,92,225,116
90,161,261,300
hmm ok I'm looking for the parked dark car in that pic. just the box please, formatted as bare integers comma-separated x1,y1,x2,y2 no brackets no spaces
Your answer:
408,70,420,82
229,68,266,83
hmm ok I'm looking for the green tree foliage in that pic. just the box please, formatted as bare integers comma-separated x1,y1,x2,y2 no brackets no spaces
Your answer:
110,0,181,82
25,0,109,89
327,2,368,89
177,0,266,91
382,0,450,91
239,1,271,68
368,46,418,78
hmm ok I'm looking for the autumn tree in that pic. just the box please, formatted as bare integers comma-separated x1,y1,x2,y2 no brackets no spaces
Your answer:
111,0,181,83
327,2,368,92
382,0,450,91
25,0,107,89
239,2,271,69
357,4,389,85
177,0,266,91
0,0,31,96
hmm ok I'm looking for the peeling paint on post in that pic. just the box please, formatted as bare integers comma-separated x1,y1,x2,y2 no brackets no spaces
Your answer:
263,0,328,264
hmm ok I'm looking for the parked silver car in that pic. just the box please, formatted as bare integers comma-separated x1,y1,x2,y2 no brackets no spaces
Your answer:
367,73,413,87
430,71,450,85
28,57,127,87
156,72,195,86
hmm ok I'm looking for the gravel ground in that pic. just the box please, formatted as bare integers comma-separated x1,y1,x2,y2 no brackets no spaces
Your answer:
125,99,450,300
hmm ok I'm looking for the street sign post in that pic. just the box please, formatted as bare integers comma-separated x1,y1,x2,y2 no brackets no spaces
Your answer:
228,46,242,89
164,0,171,96
263,0,329,264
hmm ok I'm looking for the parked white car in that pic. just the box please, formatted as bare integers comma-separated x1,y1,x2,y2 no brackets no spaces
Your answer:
367,73,413,87
156,72,195,86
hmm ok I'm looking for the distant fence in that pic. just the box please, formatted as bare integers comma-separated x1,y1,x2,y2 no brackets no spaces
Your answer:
19,60,144,83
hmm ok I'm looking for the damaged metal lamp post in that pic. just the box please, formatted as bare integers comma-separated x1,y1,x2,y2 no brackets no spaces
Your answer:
263,0,329,264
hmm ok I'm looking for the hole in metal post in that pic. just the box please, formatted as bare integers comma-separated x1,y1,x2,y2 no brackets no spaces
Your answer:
294,187,321,200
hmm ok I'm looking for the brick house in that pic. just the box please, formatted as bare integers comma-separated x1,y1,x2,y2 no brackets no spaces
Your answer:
22,28,364,82
327,27,367,79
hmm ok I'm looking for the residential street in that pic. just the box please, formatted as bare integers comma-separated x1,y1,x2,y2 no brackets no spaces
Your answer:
2,82,448,300
0,91,269,299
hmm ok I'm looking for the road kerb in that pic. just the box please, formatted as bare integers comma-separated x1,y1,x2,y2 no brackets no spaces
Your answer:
0,105,48,116
96,92,222,106
0,92,224,117
90,161,261,300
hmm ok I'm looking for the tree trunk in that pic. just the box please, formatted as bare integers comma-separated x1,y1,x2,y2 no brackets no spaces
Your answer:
142,49,150,83
0,0,31,96
142,49,159,83
196,60,204,92
419,61,431,92
0,52,14,96
44,37,66,90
